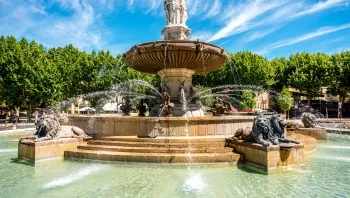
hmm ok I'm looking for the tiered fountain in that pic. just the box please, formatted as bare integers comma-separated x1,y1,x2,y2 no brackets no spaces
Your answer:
63,0,252,164
18,1,318,172
67,0,254,139
125,0,228,117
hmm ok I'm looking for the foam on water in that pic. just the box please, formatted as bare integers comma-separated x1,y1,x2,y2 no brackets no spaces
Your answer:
314,156,350,162
42,165,103,189
182,174,206,193
0,148,17,153
319,145,350,150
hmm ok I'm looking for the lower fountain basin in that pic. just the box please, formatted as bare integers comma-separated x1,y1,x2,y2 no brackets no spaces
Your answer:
68,115,254,138
124,40,228,74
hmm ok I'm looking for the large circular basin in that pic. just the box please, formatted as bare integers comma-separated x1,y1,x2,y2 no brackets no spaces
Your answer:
124,40,229,74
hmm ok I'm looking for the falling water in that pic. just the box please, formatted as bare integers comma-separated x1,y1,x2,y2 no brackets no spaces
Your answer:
181,90,193,167
131,48,137,68
164,44,168,69
181,89,187,112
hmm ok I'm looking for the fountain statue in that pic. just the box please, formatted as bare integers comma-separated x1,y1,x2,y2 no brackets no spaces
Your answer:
137,99,148,117
125,0,228,117
20,111,90,143
163,0,189,40
161,92,174,117
120,97,132,116
301,112,319,128
212,97,232,116
234,114,299,147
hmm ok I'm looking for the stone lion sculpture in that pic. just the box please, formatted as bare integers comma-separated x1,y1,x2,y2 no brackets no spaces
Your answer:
241,115,277,147
286,120,304,129
270,114,300,144
22,111,90,142
301,112,318,128
234,114,299,147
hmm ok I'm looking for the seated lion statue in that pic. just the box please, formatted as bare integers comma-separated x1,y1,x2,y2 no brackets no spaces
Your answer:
270,114,299,144
301,112,318,128
247,115,277,147
234,114,299,147
22,111,90,142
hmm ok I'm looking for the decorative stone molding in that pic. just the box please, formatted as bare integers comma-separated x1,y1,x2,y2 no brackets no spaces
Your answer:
162,25,191,40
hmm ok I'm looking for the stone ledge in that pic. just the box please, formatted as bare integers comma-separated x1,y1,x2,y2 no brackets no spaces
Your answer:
287,128,327,140
226,139,305,173
19,138,79,146
18,138,80,163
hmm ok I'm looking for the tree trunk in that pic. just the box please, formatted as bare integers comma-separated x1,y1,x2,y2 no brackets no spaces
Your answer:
27,102,32,123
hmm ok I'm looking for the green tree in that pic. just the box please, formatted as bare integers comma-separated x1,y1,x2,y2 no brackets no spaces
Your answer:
241,90,255,110
271,57,288,91
193,52,275,88
287,53,333,104
328,51,350,103
277,88,294,119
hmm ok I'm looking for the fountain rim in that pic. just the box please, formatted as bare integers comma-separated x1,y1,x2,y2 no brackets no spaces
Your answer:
125,40,228,52
124,40,229,74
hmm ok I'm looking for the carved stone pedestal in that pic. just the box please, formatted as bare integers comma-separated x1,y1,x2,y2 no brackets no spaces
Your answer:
153,68,204,117
162,25,191,40
159,68,194,102
226,139,305,173
18,138,82,163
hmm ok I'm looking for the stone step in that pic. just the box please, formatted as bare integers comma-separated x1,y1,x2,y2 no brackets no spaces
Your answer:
64,149,240,163
98,136,226,143
88,140,226,148
78,145,233,154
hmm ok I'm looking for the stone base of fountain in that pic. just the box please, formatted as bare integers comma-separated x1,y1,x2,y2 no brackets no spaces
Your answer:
68,116,254,137
18,138,84,163
226,139,305,173
287,128,327,140
162,25,191,40
64,136,240,163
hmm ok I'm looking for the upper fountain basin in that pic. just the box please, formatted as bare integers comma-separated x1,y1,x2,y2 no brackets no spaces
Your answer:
125,40,229,74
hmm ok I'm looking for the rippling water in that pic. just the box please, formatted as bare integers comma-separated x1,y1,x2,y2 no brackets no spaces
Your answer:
0,134,349,198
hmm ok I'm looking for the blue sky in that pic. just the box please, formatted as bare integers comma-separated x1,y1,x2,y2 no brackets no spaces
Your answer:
0,0,349,59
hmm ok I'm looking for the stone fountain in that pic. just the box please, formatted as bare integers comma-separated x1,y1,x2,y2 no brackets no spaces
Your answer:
28,1,323,171
124,0,228,117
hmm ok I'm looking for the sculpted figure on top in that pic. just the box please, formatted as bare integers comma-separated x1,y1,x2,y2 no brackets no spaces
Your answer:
164,0,188,25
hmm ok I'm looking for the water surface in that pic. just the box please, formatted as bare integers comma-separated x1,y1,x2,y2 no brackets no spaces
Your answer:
0,134,349,198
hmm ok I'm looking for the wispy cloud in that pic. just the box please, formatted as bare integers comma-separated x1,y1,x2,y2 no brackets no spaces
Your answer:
245,26,281,42
291,0,347,18
204,0,222,18
207,0,348,43
257,23,350,54
207,0,286,42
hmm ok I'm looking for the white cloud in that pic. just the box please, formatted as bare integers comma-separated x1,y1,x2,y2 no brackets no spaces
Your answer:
207,0,286,42
245,27,281,42
256,23,350,55
205,0,221,18
291,0,347,18
28,5,47,15
206,0,348,43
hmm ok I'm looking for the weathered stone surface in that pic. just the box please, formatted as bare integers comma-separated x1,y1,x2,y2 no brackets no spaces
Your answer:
69,116,254,137
226,139,305,172
65,136,240,164
286,128,327,140
18,138,80,162
125,41,228,74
